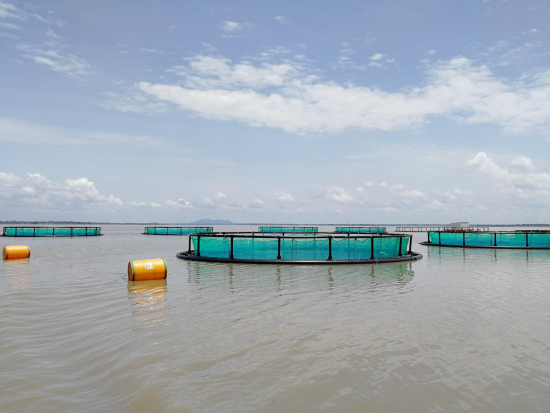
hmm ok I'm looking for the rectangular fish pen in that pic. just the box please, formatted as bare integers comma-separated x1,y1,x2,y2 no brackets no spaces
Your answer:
2,227,101,237
420,230,549,249
143,227,213,235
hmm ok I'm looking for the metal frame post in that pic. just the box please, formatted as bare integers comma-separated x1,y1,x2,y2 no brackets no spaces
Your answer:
188,235,192,253
408,236,413,255
494,233,497,247
370,237,375,260
462,232,465,246
526,233,529,247
230,236,234,259
398,236,403,256
196,236,201,257
327,236,333,261
277,237,281,260
438,232,441,244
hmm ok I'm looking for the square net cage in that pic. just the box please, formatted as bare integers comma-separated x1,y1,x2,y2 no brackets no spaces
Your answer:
428,231,549,248
2,227,101,237
335,227,386,234
258,227,318,233
144,227,213,235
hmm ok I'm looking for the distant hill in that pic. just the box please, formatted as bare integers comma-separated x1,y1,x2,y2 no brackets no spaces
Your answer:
187,219,235,225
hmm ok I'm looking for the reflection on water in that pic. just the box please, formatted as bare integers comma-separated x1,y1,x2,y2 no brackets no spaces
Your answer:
186,261,415,292
127,280,167,329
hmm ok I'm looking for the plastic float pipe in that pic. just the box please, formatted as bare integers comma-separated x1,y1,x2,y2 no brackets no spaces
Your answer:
3,245,31,260
128,258,167,281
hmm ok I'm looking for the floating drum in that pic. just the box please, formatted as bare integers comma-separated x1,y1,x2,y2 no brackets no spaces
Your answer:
128,258,167,281
3,245,31,260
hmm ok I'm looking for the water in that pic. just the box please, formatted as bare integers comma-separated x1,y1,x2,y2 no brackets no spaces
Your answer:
0,225,548,413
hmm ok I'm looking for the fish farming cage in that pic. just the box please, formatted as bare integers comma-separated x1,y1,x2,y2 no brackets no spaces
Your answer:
420,230,550,249
177,232,423,264
258,226,318,233
143,226,213,235
335,227,387,234
2,226,101,237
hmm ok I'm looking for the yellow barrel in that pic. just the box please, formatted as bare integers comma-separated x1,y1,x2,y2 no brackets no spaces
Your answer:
128,258,167,281
3,245,31,260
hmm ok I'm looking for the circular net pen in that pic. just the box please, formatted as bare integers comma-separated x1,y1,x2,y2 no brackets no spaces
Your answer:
177,232,422,264
2,226,101,237
420,230,550,249
143,226,213,235
258,226,318,233
335,226,387,234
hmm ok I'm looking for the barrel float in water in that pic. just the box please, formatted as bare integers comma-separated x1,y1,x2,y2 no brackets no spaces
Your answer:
3,245,31,260
128,258,167,281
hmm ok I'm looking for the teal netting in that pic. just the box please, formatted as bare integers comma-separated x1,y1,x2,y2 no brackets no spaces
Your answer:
3,227,101,236
258,227,318,233
191,236,409,261
145,227,212,235
429,232,549,248
335,227,386,234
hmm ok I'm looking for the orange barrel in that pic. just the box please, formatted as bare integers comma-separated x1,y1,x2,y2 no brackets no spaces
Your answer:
128,258,167,281
3,245,31,260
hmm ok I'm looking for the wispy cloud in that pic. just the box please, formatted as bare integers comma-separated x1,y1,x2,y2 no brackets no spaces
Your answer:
274,15,290,25
17,44,93,79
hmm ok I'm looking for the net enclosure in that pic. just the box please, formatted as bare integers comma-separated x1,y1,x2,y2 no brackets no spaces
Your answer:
259,226,318,233
177,232,422,264
144,226,213,235
335,227,386,234
2,226,101,237
421,230,549,249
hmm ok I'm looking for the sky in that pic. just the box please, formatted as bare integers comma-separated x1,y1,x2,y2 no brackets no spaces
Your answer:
0,0,549,224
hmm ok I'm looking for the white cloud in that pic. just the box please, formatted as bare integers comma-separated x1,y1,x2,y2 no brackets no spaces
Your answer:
169,55,299,89
18,44,93,79
467,152,549,200
219,21,242,32
31,13,64,27
510,156,535,172
274,192,294,201
274,15,289,25
0,21,20,29
0,172,122,211
137,56,549,135
0,1,25,20
427,49,437,55
370,53,385,61
324,187,353,203
249,198,266,208
215,192,227,199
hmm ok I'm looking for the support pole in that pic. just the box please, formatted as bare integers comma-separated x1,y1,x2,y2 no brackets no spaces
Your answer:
327,236,333,261
463,232,465,246
398,236,403,256
526,233,529,247
370,237,375,260
188,235,192,253
230,236,234,259
494,233,497,247
408,236,413,255
277,237,281,260
196,236,201,257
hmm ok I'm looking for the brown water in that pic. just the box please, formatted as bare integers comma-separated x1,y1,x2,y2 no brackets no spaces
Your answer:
0,225,549,413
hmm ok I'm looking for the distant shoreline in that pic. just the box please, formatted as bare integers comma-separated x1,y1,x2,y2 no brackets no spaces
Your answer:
1,221,548,227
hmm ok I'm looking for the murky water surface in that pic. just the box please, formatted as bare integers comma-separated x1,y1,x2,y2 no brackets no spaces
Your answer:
0,225,548,412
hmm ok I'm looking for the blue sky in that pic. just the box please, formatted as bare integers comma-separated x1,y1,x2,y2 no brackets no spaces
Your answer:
0,0,549,223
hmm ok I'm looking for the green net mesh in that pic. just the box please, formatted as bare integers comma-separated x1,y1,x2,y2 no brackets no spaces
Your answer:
191,235,410,261
335,227,386,234
428,232,549,248
2,227,101,236
144,227,213,235
258,227,318,233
